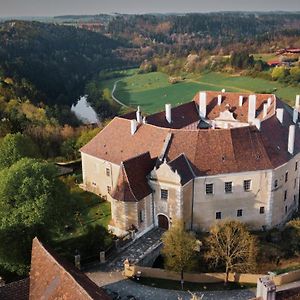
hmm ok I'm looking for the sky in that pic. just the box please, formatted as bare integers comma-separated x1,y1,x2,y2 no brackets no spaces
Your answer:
0,0,300,17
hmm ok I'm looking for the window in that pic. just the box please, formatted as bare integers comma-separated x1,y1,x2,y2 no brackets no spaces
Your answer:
139,210,144,223
295,178,297,189
92,182,96,186
285,172,288,182
206,183,214,194
243,180,252,191
285,205,288,214
284,190,287,201
237,209,243,217
260,207,265,214
294,195,297,205
296,161,298,171
225,182,232,193
106,168,110,177
274,180,278,188
216,212,222,219
161,189,168,200
107,186,111,193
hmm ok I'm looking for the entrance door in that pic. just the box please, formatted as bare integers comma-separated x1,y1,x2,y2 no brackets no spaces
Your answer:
158,214,169,230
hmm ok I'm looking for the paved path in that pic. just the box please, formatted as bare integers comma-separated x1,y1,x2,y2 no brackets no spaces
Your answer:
111,80,129,108
86,271,256,300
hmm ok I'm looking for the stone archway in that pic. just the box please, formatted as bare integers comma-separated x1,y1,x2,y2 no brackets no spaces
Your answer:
157,214,169,230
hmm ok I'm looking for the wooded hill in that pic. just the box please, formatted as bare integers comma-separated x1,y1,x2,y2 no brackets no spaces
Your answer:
0,20,127,107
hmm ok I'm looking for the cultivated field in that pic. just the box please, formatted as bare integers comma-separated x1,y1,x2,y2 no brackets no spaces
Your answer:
100,69,299,114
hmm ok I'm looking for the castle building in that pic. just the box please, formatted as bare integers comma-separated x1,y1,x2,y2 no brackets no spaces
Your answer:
80,91,300,237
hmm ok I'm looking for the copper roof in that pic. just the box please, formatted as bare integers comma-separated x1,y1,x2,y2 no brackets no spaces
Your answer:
29,238,111,300
81,91,300,177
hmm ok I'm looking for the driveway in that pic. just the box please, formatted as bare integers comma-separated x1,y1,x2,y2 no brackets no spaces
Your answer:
86,270,256,300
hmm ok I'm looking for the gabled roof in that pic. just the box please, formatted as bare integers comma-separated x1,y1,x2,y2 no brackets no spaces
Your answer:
81,92,300,177
145,101,200,129
193,91,276,123
0,278,29,300
111,152,156,202
168,154,194,185
29,238,111,300
80,117,168,164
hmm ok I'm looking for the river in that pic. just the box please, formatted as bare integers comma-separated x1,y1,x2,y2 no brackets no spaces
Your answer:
71,96,99,124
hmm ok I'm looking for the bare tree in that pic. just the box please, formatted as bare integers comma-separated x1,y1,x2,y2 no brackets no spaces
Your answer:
162,220,198,289
205,219,257,285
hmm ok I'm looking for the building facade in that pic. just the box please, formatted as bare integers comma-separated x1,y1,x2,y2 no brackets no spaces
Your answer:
80,91,300,237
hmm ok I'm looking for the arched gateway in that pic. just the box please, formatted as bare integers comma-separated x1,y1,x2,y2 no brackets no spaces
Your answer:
157,214,169,230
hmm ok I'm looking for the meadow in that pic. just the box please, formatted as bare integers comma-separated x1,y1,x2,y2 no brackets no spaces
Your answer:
99,69,299,114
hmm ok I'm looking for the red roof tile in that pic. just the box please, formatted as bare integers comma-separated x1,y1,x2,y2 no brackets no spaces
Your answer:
81,92,299,177
29,238,111,300
0,278,29,300
111,152,156,202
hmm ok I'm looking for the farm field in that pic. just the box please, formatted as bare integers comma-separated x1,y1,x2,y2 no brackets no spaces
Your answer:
99,69,299,114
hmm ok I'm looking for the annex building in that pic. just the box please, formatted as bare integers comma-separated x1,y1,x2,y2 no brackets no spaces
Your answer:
80,91,300,237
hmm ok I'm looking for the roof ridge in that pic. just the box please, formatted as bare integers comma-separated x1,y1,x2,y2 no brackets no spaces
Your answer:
31,238,95,300
121,162,138,201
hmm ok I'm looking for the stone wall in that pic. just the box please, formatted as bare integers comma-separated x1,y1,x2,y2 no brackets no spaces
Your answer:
124,264,263,284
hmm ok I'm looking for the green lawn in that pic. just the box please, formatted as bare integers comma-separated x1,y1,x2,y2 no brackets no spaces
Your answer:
99,69,299,114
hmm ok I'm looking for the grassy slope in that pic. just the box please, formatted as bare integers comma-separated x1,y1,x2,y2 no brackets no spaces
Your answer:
100,70,299,114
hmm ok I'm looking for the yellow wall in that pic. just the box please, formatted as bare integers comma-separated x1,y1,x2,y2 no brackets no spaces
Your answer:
81,152,120,199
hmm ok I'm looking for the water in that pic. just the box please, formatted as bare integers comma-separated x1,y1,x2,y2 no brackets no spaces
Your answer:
71,96,99,124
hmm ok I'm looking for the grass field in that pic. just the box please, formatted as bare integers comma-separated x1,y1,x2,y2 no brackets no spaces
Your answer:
99,69,299,114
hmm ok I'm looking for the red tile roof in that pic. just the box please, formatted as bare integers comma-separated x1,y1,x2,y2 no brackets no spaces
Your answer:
168,154,195,184
111,152,156,202
81,91,299,177
193,91,276,123
0,278,29,300
29,238,111,300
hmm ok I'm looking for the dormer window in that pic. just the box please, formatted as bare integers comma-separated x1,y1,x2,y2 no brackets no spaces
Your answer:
106,168,110,177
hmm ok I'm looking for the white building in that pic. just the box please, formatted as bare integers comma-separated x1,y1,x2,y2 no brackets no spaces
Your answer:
80,91,300,237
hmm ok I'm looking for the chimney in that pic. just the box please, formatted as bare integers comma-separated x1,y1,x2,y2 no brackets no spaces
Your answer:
248,95,256,123
267,97,272,107
296,95,300,108
199,92,206,118
239,95,244,107
276,108,284,124
253,118,261,130
288,125,296,155
130,119,137,135
221,89,226,93
217,94,222,106
136,106,142,123
263,103,268,118
165,104,171,123
293,109,298,124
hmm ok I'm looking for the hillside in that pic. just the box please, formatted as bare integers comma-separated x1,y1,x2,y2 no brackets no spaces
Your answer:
0,20,127,106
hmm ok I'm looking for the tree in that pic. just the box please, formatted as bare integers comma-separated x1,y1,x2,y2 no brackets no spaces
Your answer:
0,133,38,169
282,219,300,257
0,158,71,274
271,66,289,80
161,220,198,289
205,220,257,285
